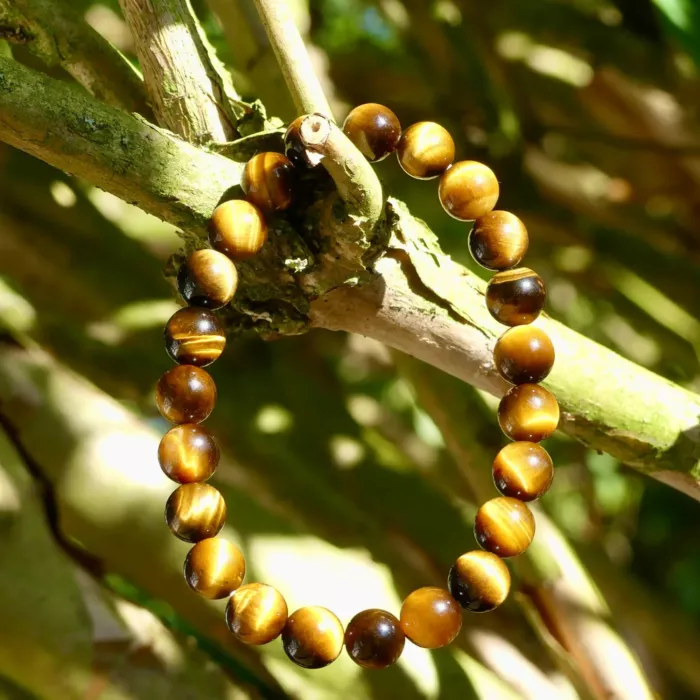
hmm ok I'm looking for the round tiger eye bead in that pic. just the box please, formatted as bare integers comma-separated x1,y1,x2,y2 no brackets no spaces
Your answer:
397,121,455,179
486,268,546,326
156,365,216,425
284,116,307,168
177,249,238,310
493,441,554,501
209,200,267,260
164,307,226,367
399,587,462,649
474,497,535,558
343,103,402,162
447,551,511,613
469,211,528,270
438,161,499,221
241,152,295,212
493,326,555,385
226,583,288,645
345,609,405,670
184,537,245,599
165,483,226,543
158,424,219,483
498,384,559,442
282,606,344,669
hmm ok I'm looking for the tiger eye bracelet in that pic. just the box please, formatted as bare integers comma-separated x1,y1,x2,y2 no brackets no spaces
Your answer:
155,104,558,671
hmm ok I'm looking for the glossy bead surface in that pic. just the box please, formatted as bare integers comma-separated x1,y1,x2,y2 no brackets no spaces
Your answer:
474,497,535,558
226,583,288,645
498,384,559,442
164,307,226,367
156,365,216,424
469,211,528,270
282,606,344,669
486,268,546,326
177,249,238,309
184,538,245,599
345,609,405,670
397,122,455,179
165,483,226,543
493,326,555,385
343,103,402,162
399,587,462,649
438,161,499,221
209,200,267,260
493,442,554,501
158,424,219,483
284,116,307,168
241,152,295,212
447,550,511,612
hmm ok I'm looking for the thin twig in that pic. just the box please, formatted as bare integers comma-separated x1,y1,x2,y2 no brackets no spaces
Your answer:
251,0,333,118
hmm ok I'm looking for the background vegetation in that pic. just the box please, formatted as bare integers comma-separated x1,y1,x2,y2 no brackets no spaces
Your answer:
1,0,700,698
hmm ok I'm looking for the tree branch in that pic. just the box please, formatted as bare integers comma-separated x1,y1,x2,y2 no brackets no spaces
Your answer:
0,0,152,117
118,0,241,143
1,56,698,500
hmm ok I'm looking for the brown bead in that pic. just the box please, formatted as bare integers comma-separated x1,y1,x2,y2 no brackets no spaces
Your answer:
343,103,402,162
474,497,535,558
399,587,462,649
345,608,405,670
164,307,226,367
209,200,267,260
241,152,295,212
284,116,307,168
177,249,238,310
498,384,559,442
438,161,499,221
469,211,528,270
158,424,219,483
226,583,288,645
493,441,554,501
447,551,511,613
282,606,344,669
396,122,455,179
156,365,217,425
494,326,555,385
486,268,546,326
165,483,226,543
184,537,245,599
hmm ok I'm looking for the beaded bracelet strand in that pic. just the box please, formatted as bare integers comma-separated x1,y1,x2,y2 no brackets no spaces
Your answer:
155,103,559,671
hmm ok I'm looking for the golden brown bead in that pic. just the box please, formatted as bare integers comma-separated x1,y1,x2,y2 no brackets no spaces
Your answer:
396,121,455,179
469,211,528,270
158,424,219,483
165,483,226,543
164,307,226,367
241,152,295,212
184,537,245,599
284,116,307,169
177,249,238,310
156,365,217,425
486,268,546,326
474,497,535,558
226,583,288,645
498,384,559,442
345,608,405,670
438,161,499,221
493,441,554,501
447,551,511,613
493,326,555,385
399,587,462,649
343,103,402,162
209,200,267,261
282,606,344,669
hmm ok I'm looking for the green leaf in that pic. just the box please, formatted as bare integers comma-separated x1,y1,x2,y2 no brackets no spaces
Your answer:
652,0,700,64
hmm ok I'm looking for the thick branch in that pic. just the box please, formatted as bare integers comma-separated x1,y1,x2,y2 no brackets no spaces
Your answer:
1,57,698,500
118,0,240,143
0,0,151,117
